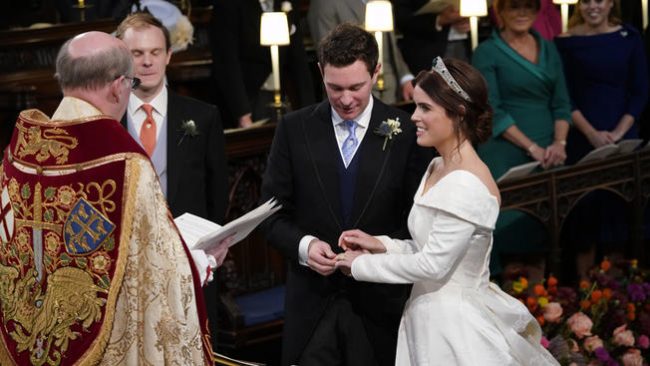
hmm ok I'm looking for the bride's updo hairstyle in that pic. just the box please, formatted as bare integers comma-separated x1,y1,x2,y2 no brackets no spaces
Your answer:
413,58,493,146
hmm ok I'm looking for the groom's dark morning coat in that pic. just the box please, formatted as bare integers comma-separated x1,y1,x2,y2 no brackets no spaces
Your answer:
260,97,430,365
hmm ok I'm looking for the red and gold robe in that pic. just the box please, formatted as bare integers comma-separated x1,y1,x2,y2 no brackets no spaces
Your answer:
0,97,214,365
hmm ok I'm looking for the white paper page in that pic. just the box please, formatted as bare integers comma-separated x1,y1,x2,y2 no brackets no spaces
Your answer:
174,198,281,251
617,139,643,154
577,144,619,164
415,0,459,15
174,213,222,248
497,161,540,183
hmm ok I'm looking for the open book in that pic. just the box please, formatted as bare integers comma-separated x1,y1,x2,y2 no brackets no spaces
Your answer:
415,0,459,15
496,161,540,183
224,118,270,133
576,144,619,164
617,139,643,154
174,198,281,251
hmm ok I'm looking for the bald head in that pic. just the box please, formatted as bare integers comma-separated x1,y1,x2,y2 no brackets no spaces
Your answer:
55,31,133,91
67,31,128,59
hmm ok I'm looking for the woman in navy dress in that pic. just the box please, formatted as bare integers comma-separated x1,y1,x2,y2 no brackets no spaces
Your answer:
555,0,647,163
555,0,648,279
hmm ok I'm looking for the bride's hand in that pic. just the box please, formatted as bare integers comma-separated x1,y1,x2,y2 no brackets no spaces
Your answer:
338,229,386,253
335,250,365,276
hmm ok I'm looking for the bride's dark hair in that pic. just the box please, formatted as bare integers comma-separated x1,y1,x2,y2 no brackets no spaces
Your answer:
413,58,493,146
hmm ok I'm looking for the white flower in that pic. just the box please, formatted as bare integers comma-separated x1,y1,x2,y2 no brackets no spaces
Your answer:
170,15,194,53
375,117,402,151
178,119,199,145
281,1,292,12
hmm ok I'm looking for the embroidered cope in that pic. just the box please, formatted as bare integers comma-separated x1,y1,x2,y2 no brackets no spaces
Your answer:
0,100,213,365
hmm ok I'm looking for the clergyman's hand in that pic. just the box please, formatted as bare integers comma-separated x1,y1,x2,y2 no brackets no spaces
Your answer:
307,240,337,276
205,235,234,267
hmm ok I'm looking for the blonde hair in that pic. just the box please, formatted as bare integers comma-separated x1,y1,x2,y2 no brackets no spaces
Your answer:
568,0,621,29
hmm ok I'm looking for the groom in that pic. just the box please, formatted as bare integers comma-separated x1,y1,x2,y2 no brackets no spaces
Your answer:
260,24,430,366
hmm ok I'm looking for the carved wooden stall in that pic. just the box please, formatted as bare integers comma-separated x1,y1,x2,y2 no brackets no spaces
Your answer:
217,123,286,353
498,148,650,276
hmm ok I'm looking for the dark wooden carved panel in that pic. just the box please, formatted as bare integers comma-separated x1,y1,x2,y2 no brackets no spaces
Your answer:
498,149,650,275
220,124,284,295
0,7,216,150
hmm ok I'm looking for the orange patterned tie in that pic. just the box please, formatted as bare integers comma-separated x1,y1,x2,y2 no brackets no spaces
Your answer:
139,103,156,157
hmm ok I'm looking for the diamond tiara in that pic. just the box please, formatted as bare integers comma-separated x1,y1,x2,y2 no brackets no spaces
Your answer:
431,57,472,102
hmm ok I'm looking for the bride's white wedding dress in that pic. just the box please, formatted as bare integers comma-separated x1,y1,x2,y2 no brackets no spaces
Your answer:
351,158,559,366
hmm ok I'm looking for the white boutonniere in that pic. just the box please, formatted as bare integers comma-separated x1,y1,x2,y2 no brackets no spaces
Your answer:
375,117,402,151
178,119,199,145
281,1,293,12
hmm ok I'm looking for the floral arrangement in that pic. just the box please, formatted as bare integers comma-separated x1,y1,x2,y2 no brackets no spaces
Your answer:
170,14,194,53
506,258,650,365
375,118,402,151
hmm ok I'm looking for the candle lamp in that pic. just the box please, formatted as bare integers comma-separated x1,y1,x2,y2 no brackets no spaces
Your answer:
260,12,290,121
643,0,648,31
553,0,578,33
460,0,487,51
365,0,394,97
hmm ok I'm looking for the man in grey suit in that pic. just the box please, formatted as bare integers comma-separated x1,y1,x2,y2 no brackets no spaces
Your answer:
308,0,415,104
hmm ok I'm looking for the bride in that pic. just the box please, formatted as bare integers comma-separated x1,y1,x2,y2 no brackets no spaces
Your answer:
335,57,559,366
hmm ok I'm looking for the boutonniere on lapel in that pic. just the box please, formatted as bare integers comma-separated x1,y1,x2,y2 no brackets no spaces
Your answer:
178,119,199,146
375,117,402,151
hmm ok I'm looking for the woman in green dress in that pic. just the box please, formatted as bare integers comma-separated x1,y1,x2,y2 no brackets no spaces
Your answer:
472,0,572,280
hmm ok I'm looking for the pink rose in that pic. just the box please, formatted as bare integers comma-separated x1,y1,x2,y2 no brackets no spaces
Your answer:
583,335,604,353
543,302,563,323
613,324,635,347
540,336,550,349
637,334,649,349
621,349,643,366
567,312,593,339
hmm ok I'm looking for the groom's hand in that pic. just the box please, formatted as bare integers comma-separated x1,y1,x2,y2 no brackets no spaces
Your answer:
307,240,337,276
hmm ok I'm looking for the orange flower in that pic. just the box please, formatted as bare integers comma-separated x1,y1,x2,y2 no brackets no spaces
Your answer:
547,276,558,287
536,315,545,326
519,277,529,289
600,258,611,272
627,303,636,313
580,299,591,311
590,290,602,303
533,284,546,297
627,312,636,321
602,288,613,300
579,280,591,290
527,296,538,311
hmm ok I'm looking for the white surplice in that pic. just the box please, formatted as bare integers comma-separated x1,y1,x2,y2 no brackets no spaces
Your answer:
352,158,559,366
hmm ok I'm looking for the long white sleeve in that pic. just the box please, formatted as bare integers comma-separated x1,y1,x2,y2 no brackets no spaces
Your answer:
352,209,475,284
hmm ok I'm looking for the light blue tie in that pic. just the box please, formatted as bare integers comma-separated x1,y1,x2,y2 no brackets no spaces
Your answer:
342,120,358,166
